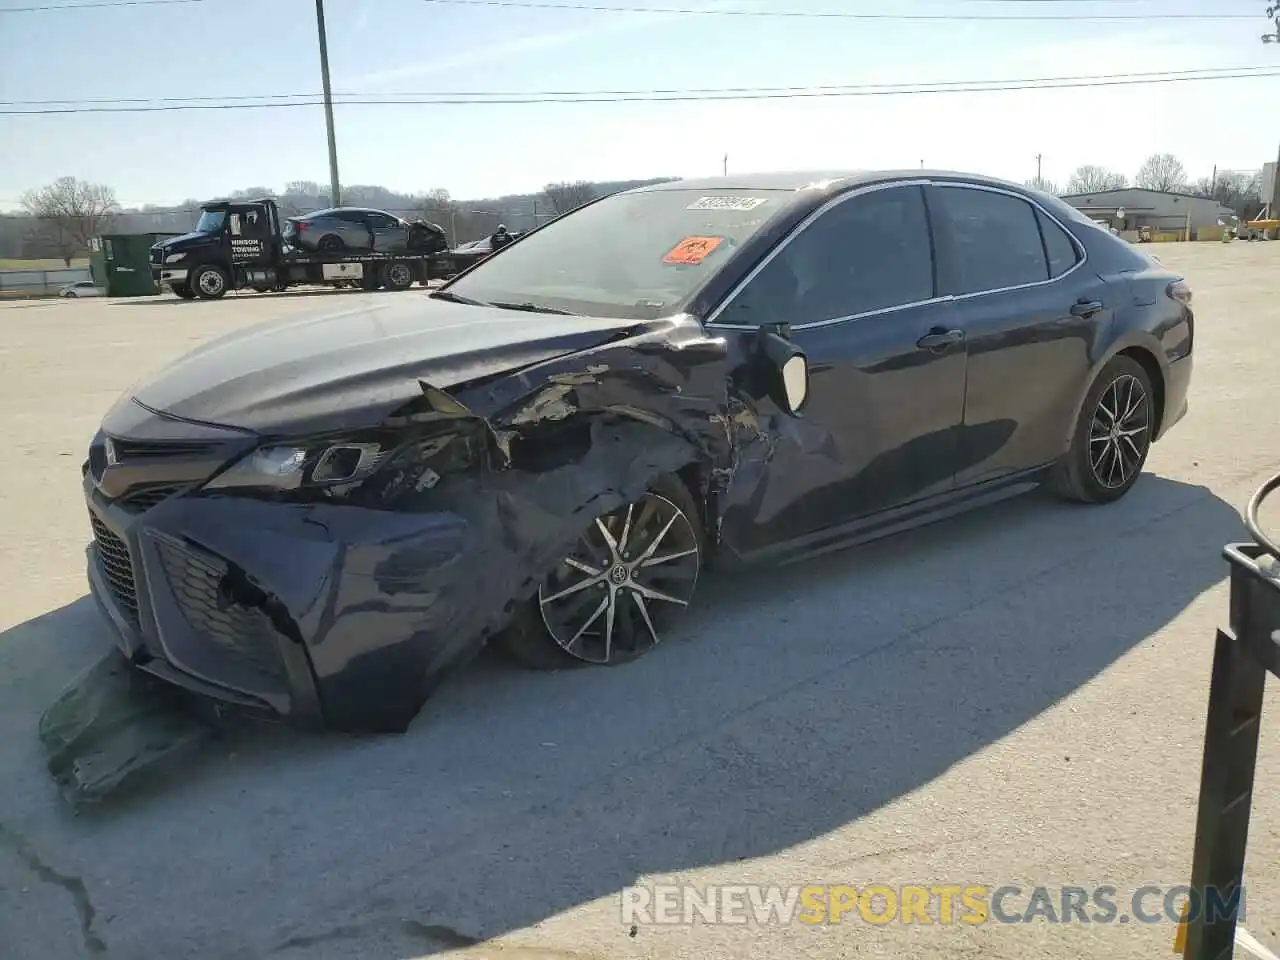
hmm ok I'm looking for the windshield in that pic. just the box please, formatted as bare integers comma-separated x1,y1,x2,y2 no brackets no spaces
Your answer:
443,188,784,319
195,209,227,233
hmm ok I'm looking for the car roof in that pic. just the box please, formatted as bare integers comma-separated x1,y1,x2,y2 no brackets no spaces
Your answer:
625,168,1037,200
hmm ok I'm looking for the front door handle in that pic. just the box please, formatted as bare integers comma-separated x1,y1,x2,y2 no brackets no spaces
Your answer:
1071,299,1104,318
916,328,966,351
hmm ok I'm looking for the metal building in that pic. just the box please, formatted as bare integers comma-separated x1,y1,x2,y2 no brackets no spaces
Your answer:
1061,188,1235,236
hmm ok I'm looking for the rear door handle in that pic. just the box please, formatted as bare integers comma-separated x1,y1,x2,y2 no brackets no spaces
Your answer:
916,328,966,351
1071,299,1104,318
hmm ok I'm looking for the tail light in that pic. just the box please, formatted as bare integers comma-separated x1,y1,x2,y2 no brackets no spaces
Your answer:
294,221,308,232
1168,279,1192,305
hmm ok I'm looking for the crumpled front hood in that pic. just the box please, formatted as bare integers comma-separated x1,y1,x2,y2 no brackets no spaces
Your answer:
129,296,639,435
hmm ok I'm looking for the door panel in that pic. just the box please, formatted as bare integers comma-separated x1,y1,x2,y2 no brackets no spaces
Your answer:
367,212,404,252
929,184,1106,485
712,183,970,555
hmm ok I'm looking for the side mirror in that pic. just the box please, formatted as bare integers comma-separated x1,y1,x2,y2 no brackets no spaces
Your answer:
755,325,809,416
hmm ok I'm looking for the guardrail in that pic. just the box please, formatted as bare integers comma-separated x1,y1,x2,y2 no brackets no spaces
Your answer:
0,267,92,295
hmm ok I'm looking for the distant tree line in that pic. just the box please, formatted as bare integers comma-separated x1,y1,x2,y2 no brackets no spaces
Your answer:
1026,151,1266,220
0,175,677,264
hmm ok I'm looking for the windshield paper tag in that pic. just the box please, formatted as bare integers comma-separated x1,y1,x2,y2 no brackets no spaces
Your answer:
663,236,724,265
687,196,768,211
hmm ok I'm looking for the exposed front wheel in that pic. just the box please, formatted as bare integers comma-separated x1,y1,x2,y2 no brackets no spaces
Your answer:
500,475,703,669
1049,355,1156,504
190,264,229,300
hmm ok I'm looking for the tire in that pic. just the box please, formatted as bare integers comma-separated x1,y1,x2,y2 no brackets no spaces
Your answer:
317,234,344,252
499,473,704,670
250,284,272,294
1048,354,1156,504
383,261,414,291
190,264,229,300
66,292,78,298
171,281,195,299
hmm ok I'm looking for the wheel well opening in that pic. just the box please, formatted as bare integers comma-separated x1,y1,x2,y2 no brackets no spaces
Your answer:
676,461,712,537
1117,347,1166,437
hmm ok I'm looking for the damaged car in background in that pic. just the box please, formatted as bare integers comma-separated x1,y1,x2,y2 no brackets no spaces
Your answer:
82,170,1193,734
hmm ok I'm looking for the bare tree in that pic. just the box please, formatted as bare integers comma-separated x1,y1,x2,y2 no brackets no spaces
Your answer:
542,180,597,215
1190,170,1264,219
1024,177,1060,195
1134,153,1187,193
19,177,118,266
1065,165,1128,194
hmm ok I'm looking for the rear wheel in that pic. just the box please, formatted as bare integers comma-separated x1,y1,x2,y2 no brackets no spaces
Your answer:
500,475,703,670
317,234,344,252
1048,355,1155,504
383,261,414,291
190,264,229,300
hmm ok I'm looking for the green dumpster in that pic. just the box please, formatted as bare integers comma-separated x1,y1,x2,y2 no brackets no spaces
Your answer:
89,232,181,297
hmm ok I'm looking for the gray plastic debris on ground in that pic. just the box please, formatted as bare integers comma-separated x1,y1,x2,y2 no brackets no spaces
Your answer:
38,652,219,809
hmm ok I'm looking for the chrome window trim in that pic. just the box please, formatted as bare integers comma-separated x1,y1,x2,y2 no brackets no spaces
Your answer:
703,177,1089,333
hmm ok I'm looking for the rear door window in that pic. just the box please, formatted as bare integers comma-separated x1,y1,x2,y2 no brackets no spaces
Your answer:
936,186,1049,294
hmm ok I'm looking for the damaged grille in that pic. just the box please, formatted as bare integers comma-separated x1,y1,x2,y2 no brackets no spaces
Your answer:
90,515,139,625
154,538,289,686
117,483,188,513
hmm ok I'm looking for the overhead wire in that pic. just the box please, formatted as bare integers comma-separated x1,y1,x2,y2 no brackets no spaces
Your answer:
5,66,1279,114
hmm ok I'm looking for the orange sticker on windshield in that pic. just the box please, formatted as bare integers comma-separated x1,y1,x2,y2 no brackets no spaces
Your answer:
663,236,723,265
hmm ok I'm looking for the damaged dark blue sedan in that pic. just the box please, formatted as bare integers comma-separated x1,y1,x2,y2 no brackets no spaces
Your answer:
82,170,1194,732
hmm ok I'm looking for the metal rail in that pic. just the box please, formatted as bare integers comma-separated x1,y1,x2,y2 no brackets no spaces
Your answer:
1180,542,1280,959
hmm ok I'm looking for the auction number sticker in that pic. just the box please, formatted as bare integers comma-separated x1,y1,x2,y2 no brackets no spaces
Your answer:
686,196,769,211
663,236,724,265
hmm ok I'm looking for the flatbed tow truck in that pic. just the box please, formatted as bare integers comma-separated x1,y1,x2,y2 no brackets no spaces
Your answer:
149,197,453,299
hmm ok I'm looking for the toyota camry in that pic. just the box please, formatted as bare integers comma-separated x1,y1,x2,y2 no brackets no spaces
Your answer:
82,170,1193,732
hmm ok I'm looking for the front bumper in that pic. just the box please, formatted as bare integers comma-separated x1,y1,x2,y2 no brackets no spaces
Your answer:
152,266,189,286
83,469,482,733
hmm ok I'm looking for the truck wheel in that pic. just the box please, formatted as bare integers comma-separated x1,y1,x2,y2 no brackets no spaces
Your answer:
172,281,195,299
317,235,345,252
383,262,414,291
191,264,229,300
359,272,382,291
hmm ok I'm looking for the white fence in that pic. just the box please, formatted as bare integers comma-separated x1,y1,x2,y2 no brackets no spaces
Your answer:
0,267,93,295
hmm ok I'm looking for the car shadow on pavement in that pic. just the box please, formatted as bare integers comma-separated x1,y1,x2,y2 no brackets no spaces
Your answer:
0,473,1245,958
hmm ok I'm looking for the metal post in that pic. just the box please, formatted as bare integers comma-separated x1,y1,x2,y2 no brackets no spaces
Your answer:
723,153,728,176
1036,152,1042,183
315,0,341,208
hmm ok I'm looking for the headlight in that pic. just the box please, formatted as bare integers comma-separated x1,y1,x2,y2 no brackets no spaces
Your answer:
165,252,186,263
204,441,387,492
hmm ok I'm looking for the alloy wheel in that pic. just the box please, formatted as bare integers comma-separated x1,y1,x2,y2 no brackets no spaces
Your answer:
1088,373,1150,489
386,263,412,288
538,492,700,664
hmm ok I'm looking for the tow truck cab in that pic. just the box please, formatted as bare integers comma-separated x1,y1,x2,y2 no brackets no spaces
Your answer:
150,198,286,299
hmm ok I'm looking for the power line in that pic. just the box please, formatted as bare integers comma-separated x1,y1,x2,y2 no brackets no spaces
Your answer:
0,0,204,11
416,0,1256,21
6,65,1275,106
0,0,1254,18
6,67,1279,114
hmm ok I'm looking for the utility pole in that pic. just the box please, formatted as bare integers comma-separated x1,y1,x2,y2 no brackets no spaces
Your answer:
315,0,341,208
1211,164,1218,194
723,153,728,176
1035,153,1043,184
